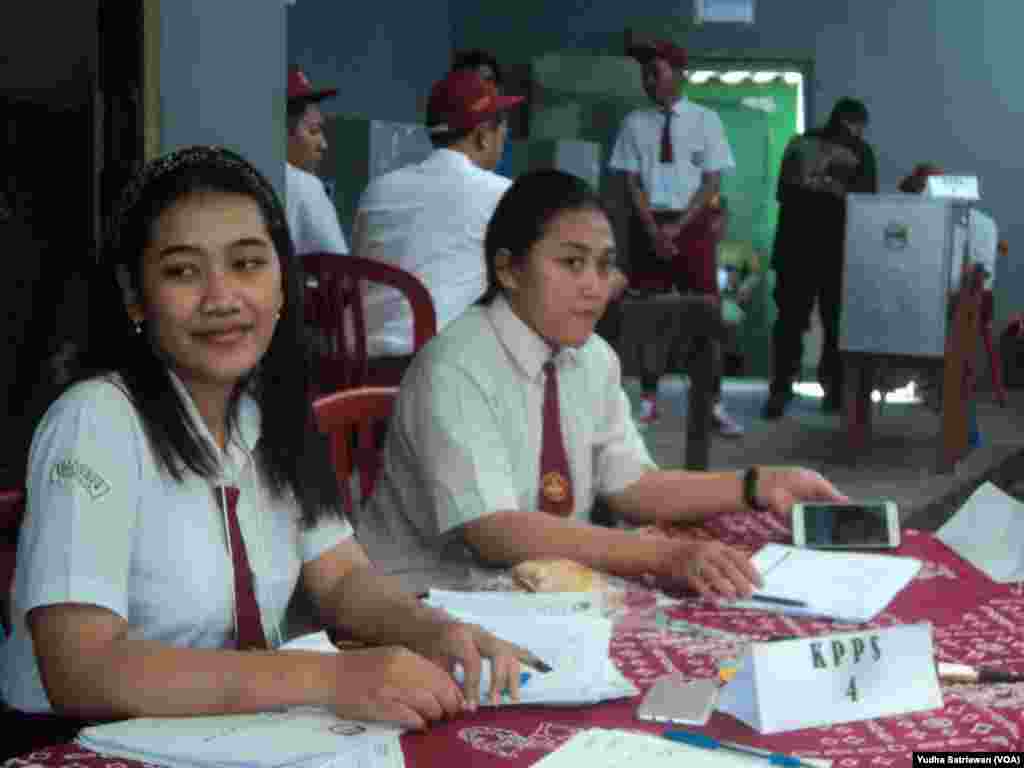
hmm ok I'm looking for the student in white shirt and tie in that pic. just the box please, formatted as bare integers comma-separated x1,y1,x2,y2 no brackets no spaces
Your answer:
359,169,846,596
2,147,537,758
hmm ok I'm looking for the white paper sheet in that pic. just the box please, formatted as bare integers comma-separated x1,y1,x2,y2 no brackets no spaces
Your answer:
728,544,921,623
435,609,637,706
936,482,1024,583
281,614,636,708
531,728,831,767
426,589,605,618
78,708,404,768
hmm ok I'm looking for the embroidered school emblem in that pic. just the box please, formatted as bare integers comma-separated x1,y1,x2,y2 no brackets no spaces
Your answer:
541,471,569,504
50,458,112,500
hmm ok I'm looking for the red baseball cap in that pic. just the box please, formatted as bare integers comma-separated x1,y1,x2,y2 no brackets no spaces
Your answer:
627,39,688,70
426,70,524,135
287,68,338,104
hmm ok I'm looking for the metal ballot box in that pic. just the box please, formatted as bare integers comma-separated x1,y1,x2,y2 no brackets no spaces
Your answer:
840,194,957,358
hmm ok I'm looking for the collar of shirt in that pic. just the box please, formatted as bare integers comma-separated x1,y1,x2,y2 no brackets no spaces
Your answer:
662,96,688,117
422,147,482,174
165,368,261,475
485,295,580,382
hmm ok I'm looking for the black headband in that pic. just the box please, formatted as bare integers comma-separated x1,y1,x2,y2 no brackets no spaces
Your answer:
109,145,285,249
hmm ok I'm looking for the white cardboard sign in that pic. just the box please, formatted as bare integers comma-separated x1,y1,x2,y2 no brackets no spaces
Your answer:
716,623,943,734
926,174,980,201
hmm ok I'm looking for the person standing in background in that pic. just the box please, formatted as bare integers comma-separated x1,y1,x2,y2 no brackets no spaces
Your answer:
286,68,349,256
608,40,742,436
762,97,878,420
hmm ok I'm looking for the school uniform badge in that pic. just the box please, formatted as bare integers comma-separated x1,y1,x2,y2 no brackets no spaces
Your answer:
541,471,569,504
50,458,112,500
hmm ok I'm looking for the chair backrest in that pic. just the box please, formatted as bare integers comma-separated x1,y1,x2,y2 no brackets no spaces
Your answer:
312,387,397,519
302,253,437,394
0,488,25,635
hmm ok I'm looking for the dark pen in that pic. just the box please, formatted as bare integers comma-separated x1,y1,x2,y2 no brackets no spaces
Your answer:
748,594,808,608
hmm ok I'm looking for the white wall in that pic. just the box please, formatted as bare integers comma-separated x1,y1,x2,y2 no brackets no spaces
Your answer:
453,0,1024,334
159,0,288,196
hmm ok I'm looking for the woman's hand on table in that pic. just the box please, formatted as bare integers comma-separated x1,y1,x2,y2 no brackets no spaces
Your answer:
331,645,466,730
658,538,762,600
759,467,848,520
408,619,543,708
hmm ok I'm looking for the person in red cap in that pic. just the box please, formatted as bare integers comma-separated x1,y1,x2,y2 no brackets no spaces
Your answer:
609,39,741,436
285,68,349,257
350,70,524,384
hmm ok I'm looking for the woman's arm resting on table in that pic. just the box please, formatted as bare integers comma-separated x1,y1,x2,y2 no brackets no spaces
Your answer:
28,604,336,721
302,538,542,709
606,466,847,526
460,510,760,599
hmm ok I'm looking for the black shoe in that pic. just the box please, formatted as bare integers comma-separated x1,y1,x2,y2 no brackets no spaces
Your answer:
822,389,842,412
761,391,793,420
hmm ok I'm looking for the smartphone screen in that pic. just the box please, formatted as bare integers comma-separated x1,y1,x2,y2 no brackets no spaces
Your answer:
803,504,891,547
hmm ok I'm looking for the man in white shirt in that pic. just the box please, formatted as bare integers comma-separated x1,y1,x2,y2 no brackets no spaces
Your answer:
608,40,742,437
285,68,349,256
350,70,523,380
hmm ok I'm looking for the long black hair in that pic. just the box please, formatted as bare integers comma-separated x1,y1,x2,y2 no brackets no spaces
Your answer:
82,146,341,527
477,169,609,305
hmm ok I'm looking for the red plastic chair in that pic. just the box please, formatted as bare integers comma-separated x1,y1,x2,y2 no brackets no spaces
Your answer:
302,253,437,394
312,387,397,518
1,488,25,634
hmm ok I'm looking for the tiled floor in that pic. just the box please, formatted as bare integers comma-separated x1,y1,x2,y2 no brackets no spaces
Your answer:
625,375,1024,529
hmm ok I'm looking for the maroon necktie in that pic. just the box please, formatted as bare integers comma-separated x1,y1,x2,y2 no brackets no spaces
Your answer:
538,360,574,517
216,486,268,651
660,108,674,163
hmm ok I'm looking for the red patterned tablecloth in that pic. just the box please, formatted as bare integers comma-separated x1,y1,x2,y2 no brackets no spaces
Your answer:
7,512,1023,768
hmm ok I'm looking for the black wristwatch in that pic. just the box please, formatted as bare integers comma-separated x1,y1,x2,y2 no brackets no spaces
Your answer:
742,466,768,511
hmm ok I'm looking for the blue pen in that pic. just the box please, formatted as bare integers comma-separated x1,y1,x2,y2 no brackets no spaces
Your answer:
664,729,810,767
499,672,532,702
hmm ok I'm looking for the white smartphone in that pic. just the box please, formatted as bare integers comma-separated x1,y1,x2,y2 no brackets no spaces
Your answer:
635,677,718,726
791,501,900,550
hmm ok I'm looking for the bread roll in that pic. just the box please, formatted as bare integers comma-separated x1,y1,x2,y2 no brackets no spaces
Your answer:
512,559,608,593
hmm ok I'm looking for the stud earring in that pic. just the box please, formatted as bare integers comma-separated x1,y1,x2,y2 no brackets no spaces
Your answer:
134,320,143,335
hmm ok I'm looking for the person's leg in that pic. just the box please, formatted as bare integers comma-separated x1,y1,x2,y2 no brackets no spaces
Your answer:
817,255,844,411
709,338,744,437
763,263,817,419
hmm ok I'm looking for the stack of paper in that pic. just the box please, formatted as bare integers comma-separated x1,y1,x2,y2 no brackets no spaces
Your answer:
288,590,637,707
427,590,635,705
730,544,921,623
936,482,1024,583
77,708,404,768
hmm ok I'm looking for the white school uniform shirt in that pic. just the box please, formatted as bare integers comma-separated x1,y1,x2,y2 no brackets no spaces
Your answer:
286,162,349,256
352,148,511,357
1,372,352,713
608,96,735,211
357,295,657,594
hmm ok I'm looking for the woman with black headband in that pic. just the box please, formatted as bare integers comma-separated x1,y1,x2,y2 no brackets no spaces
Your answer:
0,146,533,754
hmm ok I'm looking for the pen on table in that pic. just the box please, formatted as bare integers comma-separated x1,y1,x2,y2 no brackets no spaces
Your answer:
938,662,1024,684
664,729,813,767
523,655,553,674
748,594,808,608
499,672,533,702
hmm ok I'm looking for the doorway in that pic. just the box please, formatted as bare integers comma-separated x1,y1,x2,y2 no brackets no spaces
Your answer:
1,0,145,484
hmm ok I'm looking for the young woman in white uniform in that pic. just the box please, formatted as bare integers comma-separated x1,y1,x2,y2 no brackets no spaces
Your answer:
0,147,533,755
360,169,847,595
